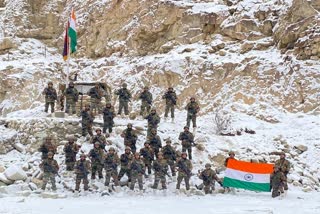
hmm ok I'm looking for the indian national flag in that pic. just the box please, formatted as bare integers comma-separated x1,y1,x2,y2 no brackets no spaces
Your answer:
223,159,274,192
68,8,77,53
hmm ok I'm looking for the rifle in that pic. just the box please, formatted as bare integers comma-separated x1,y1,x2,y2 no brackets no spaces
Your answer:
177,161,191,177
77,161,89,177
45,88,57,100
131,161,144,174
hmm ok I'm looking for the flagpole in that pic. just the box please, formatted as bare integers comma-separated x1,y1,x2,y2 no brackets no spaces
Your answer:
64,18,71,114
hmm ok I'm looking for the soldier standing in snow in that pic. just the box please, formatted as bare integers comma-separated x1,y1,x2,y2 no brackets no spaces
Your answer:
88,142,104,180
162,139,177,176
63,135,80,171
138,86,153,116
64,81,79,115
40,152,59,191
118,146,133,182
74,154,91,191
224,151,236,167
146,129,162,159
102,102,115,134
152,152,168,190
104,147,120,187
115,83,132,116
176,152,192,190
42,81,58,113
270,165,286,198
88,83,103,114
145,108,160,137
38,136,57,160
185,97,200,131
162,87,177,122
81,104,94,137
198,163,223,194
121,123,138,153
139,142,154,176
129,152,145,191
90,128,107,150
274,152,290,192
178,126,194,160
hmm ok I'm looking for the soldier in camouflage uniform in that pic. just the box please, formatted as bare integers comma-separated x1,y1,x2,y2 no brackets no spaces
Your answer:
91,128,107,150
64,81,79,114
145,108,160,137
198,163,223,194
42,82,58,113
38,136,57,160
224,151,236,167
104,147,120,187
88,142,104,179
178,126,194,160
162,139,177,176
102,103,115,134
152,152,168,190
138,86,153,116
63,135,80,171
146,129,162,159
176,152,193,190
118,147,133,182
129,152,145,190
88,83,103,114
139,142,154,176
274,152,290,191
75,154,91,191
40,152,59,191
270,165,286,198
81,104,94,137
115,83,132,115
121,123,138,153
162,87,177,120
185,97,200,129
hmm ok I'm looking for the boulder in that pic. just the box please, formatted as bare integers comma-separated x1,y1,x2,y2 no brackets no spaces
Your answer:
0,37,16,51
13,142,26,153
0,165,5,173
41,192,59,199
295,145,308,153
4,165,27,181
0,173,13,185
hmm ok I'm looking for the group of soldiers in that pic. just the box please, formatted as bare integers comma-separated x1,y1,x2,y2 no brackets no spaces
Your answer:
41,82,290,197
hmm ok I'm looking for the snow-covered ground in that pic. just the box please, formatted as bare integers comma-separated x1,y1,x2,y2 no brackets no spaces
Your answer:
1,190,320,214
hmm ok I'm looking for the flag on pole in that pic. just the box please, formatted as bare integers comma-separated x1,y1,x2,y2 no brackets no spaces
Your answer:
68,8,77,53
62,22,69,61
223,159,274,192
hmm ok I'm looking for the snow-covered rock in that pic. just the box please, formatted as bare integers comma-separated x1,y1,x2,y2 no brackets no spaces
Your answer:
4,165,27,181
0,173,13,185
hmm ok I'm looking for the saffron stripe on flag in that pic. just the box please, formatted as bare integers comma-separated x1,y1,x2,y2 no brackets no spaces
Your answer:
223,177,271,192
227,159,274,174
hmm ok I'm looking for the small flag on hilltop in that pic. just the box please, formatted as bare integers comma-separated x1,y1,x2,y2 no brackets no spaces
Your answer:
223,159,274,192
68,8,77,53
62,22,69,61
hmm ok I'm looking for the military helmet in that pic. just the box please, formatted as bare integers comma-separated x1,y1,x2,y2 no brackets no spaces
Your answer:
166,139,172,144
68,135,75,142
205,163,211,168
181,152,187,156
94,142,100,146
109,147,115,152
48,81,53,85
122,83,127,87
190,97,195,101
168,87,173,90
151,128,157,133
151,108,156,112
45,136,52,141
69,81,74,86
80,154,86,158
144,141,150,145
127,123,133,128
106,102,111,106
134,152,140,157
183,126,189,130
158,152,163,157
85,103,90,108
228,151,235,156
280,152,286,156
96,128,102,132
144,86,149,90
48,152,54,156
125,146,131,151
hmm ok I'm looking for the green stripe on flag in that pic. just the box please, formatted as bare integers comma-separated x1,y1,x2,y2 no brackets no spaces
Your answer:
68,28,77,53
223,177,271,192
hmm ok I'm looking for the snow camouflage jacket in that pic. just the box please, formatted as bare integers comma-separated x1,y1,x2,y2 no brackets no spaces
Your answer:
64,86,79,102
199,169,221,185
43,87,57,102
162,91,177,105
115,88,132,102
139,90,153,104
185,101,200,115
104,153,120,171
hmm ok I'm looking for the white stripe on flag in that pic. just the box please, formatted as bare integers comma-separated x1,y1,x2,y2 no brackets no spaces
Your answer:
225,168,270,184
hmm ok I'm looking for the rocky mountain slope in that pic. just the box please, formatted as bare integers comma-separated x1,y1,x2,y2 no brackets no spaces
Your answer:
0,0,319,196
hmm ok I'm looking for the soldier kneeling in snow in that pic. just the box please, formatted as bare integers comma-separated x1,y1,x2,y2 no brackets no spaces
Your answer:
198,163,223,194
